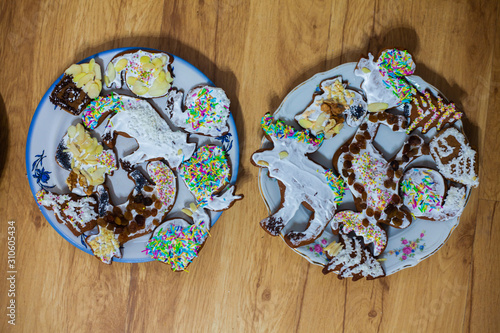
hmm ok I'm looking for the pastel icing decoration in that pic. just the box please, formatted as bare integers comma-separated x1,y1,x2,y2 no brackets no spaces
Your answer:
81,93,125,130
179,145,242,211
429,127,479,187
166,86,231,137
322,231,385,280
100,94,196,169
401,167,467,221
252,113,345,248
56,123,117,196
332,210,387,256
333,112,428,254
85,225,122,265
36,189,98,236
406,89,463,134
144,204,210,271
104,49,174,98
354,49,416,111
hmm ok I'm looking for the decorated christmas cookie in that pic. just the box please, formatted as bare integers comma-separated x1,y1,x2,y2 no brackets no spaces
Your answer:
295,77,368,138
406,89,463,134
354,49,416,112
99,94,196,169
81,93,125,130
252,113,345,247
104,49,174,98
400,167,467,221
166,85,231,137
429,127,479,187
144,203,210,271
332,112,428,254
50,58,103,115
36,189,98,237
85,225,122,264
56,123,117,195
97,161,177,246
322,231,385,281
179,145,242,211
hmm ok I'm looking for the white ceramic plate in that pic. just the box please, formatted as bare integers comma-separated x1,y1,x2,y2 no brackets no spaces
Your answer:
26,47,240,263
258,63,470,276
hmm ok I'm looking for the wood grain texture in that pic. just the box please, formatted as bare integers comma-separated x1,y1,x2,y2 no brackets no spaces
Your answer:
1,0,499,332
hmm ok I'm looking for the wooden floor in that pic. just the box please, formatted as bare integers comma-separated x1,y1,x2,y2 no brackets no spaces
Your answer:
1,0,499,332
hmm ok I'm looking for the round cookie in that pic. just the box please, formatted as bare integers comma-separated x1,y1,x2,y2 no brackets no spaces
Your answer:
400,167,468,221
104,49,174,98
400,168,447,220
179,145,242,211
166,85,231,137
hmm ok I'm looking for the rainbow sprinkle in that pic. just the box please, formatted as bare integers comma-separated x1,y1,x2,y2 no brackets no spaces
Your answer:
186,87,228,132
335,211,386,255
82,93,124,129
143,222,208,271
377,49,415,77
261,113,324,146
96,151,117,171
147,161,176,207
325,170,346,204
352,152,392,211
179,146,231,203
401,171,443,215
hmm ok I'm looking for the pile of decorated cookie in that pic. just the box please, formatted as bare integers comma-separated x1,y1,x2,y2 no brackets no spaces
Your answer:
37,49,242,269
253,49,478,281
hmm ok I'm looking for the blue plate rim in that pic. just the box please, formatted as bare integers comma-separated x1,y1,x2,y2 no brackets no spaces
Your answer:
25,47,240,263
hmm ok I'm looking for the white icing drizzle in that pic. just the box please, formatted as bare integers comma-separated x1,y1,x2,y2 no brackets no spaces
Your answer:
252,117,344,247
166,86,231,137
36,190,97,234
324,232,385,280
429,127,479,187
100,95,195,168
203,186,242,211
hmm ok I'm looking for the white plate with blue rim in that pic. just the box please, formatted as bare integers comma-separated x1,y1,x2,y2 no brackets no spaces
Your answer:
26,47,240,263
258,62,471,276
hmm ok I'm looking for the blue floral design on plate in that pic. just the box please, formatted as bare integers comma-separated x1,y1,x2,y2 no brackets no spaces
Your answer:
216,132,233,152
31,150,55,190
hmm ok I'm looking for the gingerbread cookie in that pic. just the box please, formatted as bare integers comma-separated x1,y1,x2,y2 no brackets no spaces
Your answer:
406,89,463,134
94,161,177,251
81,93,125,130
104,49,174,98
56,123,117,195
179,145,242,211
400,167,467,221
36,189,98,236
166,85,231,137
85,225,122,264
332,112,428,254
354,49,416,112
99,94,196,169
322,231,385,281
50,58,103,115
429,127,479,187
252,113,345,247
295,77,367,138
144,203,210,271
